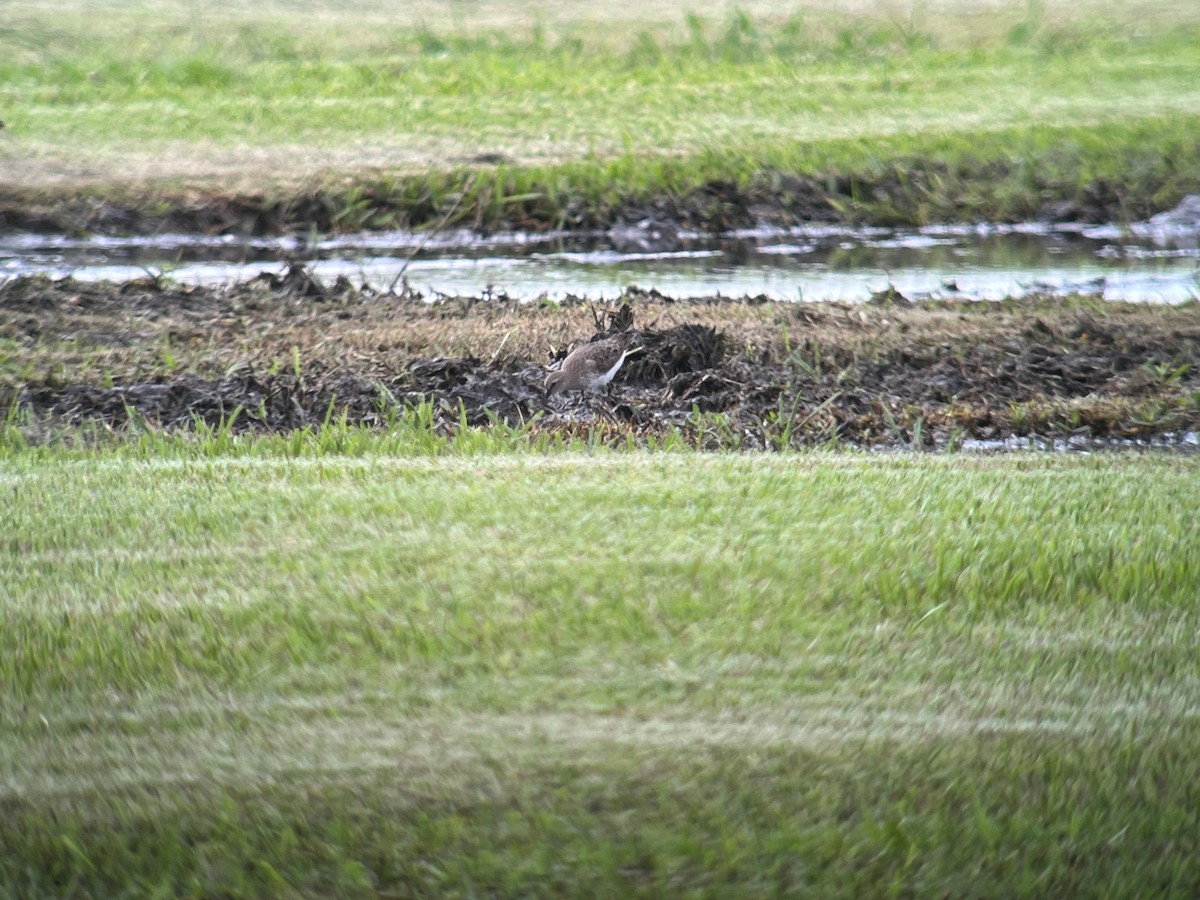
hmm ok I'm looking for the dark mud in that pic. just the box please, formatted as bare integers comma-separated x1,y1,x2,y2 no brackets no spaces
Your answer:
0,161,1161,239
2,270,1199,449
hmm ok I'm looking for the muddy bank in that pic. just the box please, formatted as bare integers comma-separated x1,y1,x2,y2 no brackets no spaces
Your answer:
2,270,1199,449
0,160,1169,239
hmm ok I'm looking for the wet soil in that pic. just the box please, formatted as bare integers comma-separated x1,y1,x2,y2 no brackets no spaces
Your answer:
3,269,1199,449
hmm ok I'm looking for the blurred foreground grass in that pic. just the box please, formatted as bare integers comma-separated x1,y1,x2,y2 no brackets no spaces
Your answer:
3,450,1200,895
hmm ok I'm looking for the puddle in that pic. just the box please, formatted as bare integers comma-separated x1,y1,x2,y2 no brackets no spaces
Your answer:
956,432,1198,453
1,223,1198,303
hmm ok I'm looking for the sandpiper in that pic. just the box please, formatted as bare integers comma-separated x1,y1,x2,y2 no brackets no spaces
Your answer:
545,330,640,396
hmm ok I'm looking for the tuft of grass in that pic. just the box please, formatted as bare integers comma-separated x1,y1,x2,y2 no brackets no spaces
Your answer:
0,399,630,459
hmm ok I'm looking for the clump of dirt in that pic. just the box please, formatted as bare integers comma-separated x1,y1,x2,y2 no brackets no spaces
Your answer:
3,272,1198,449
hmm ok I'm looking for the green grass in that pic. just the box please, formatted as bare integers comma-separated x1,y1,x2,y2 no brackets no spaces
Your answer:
3,446,1200,895
3,1,1200,225
11,15,1198,152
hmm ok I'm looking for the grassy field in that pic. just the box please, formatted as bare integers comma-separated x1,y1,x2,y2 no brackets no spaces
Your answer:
3,1,1200,227
5,2,1200,894
4,447,1200,895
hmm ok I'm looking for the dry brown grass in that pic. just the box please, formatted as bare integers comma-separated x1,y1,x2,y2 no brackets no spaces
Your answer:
4,275,1197,446
3,277,1197,382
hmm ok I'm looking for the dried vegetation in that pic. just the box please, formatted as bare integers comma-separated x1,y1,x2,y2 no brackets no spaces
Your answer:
4,271,1198,449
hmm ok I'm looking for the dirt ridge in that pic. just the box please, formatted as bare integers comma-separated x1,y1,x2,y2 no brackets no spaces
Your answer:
0,165,1146,238
3,272,1198,449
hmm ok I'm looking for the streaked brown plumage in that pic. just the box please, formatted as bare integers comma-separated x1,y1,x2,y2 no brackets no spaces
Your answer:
545,331,639,395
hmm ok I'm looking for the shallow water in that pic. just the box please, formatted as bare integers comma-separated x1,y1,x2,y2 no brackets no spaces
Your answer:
952,432,1198,453
1,222,1197,303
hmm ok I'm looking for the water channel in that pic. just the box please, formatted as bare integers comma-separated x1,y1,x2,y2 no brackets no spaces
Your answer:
2,221,1197,304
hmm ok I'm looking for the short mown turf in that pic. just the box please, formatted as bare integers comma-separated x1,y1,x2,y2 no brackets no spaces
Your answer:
3,451,1199,895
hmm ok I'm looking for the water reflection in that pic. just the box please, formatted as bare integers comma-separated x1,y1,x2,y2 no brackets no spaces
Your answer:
1,223,1197,304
